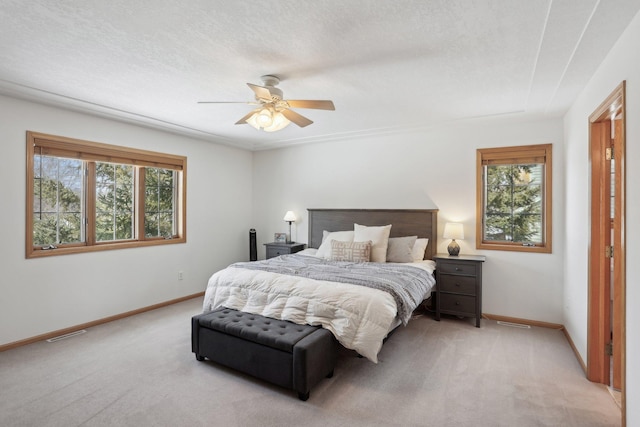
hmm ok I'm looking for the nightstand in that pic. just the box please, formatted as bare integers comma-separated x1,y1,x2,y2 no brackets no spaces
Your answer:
433,254,486,327
264,242,306,259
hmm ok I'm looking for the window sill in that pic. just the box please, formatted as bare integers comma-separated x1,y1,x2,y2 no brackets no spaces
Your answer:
476,242,551,254
26,237,186,259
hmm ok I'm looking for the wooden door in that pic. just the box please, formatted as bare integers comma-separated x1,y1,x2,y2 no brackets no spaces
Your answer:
587,81,626,424
612,117,624,390
587,120,612,384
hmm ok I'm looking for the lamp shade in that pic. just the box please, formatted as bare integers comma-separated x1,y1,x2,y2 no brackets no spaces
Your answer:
443,222,464,240
283,211,296,222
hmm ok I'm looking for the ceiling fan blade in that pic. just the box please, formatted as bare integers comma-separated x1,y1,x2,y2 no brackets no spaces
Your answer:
281,108,313,127
247,83,273,101
235,110,258,125
286,100,335,110
198,101,259,105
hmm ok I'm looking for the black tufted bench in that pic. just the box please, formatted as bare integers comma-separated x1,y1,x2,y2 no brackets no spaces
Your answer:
192,307,337,401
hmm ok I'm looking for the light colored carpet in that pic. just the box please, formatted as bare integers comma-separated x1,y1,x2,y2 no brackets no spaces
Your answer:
0,298,620,427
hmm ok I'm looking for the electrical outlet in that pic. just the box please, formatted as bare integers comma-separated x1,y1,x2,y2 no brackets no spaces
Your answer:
178,271,184,281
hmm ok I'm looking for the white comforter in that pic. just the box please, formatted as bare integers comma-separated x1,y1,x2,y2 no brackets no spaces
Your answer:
202,258,435,363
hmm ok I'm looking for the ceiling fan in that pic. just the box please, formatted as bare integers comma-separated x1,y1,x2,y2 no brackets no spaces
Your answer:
198,75,335,132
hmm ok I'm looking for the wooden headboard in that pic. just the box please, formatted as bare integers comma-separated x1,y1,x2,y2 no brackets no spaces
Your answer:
307,209,438,260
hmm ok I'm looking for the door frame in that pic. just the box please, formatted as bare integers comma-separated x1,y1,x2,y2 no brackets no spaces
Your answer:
587,81,626,424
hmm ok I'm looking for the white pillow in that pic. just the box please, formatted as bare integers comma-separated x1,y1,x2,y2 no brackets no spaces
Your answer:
353,223,392,263
386,236,417,263
297,248,318,256
411,238,429,261
316,230,354,259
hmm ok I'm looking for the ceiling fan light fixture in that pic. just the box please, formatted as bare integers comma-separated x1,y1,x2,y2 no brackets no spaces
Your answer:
263,111,291,132
246,106,291,132
256,108,273,127
245,108,269,130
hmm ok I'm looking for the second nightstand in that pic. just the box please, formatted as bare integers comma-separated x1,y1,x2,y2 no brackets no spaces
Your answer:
264,242,306,259
433,254,486,327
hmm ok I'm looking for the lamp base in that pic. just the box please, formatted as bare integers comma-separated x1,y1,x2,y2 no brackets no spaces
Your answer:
447,239,460,256
286,222,293,244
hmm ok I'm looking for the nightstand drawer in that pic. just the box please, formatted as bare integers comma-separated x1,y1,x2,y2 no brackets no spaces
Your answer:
438,274,477,295
439,293,476,315
437,261,477,276
264,242,306,259
267,247,289,258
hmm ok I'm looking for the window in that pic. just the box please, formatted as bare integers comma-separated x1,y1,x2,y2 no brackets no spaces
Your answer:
144,167,178,238
476,144,552,253
27,132,186,258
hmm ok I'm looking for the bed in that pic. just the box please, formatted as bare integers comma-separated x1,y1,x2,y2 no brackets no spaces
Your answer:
202,208,438,363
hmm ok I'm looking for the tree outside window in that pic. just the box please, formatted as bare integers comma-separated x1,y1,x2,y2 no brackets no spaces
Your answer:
95,162,134,242
144,167,177,238
33,156,83,246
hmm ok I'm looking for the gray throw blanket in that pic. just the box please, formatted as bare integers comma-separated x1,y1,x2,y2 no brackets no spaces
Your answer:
230,254,435,325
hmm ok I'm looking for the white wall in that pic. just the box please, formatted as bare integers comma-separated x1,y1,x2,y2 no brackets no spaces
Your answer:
564,9,640,425
253,118,565,324
0,95,253,346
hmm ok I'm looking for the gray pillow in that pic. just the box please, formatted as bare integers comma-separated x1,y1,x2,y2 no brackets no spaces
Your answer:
386,236,418,263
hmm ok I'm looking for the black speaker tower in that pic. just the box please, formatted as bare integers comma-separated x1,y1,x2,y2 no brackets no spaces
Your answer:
249,228,257,261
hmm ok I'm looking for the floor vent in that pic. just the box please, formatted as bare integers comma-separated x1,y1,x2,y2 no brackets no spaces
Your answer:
497,321,531,329
46,330,86,342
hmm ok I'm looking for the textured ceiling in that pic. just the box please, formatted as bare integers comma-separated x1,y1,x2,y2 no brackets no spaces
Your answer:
1,0,639,150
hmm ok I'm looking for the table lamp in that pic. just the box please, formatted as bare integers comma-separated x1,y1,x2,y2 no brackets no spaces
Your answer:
443,222,464,256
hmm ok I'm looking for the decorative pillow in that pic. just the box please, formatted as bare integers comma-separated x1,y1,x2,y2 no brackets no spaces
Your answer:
411,238,429,261
316,230,354,259
386,236,418,263
353,223,392,263
330,240,371,262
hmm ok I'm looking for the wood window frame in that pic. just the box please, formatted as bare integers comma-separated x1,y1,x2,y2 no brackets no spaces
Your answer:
26,131,187,258
476,144,552,253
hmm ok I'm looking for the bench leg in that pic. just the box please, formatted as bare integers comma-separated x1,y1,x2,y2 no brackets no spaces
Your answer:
298,391,310,401
195,354,205,361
